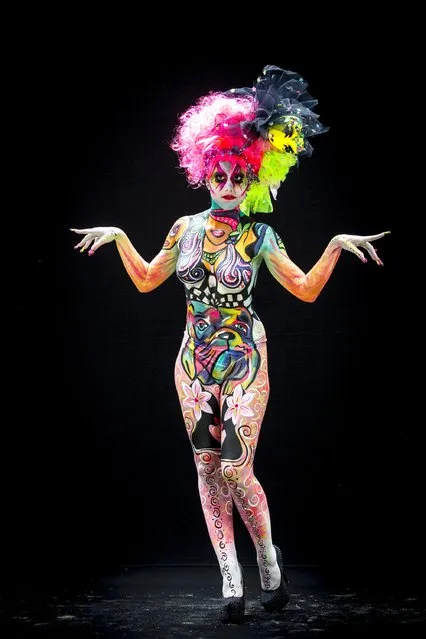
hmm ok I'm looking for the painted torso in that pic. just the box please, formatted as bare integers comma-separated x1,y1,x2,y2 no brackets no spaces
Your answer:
115,203,341,392
176,209,268,346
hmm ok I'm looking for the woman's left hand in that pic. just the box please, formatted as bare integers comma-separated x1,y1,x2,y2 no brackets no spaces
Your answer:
330,231,391,266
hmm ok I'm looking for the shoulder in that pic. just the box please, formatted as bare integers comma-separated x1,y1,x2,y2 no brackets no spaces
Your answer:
253,221,283,239
167,215,191,241
165,210,207,248
252,220,271,232
178,210,208,227
251,220,274,243
250,221,287,254
179,210,209,234
189,210,209,225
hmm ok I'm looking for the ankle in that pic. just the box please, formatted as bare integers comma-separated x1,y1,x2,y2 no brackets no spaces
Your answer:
256,545,277,569
222,563,243,598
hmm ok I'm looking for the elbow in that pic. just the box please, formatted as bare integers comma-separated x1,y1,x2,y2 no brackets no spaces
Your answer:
134,279,148,292
136,282,154,293
135,275,159,293
297,282,324,303
297,290,319,303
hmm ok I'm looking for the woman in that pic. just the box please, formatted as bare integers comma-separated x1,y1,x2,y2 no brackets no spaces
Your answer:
71,65,389,623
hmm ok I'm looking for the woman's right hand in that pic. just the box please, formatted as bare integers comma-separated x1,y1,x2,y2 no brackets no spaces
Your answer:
70,226,124,255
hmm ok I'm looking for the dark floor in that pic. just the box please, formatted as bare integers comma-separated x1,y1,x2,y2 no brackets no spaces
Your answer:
1,566,425,638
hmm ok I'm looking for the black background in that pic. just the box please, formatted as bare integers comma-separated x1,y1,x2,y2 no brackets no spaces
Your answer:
6,15,419,594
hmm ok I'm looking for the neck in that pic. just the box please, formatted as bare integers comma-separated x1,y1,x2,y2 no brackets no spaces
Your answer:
209,205,240,217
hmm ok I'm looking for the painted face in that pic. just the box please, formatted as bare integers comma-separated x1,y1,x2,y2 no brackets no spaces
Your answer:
207,160,249,210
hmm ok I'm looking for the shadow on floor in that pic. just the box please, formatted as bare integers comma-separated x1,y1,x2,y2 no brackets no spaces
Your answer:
1,565,425,638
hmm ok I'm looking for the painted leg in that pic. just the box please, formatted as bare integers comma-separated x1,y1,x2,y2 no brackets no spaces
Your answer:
223,462,281,591
194,450,244,599
220,342,286,600
174,348,243,600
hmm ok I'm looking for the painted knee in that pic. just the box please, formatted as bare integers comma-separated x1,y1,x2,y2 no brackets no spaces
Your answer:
220,462,252,494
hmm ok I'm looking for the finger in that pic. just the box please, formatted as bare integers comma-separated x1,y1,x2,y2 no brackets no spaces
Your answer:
343,241,368,263
357,231,391,243
364,242,383,266
87,235,111,255
74,234,92,249
70,228,95,235
79,239,93,253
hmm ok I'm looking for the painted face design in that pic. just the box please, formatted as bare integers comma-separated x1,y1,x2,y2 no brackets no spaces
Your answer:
207,160,249,210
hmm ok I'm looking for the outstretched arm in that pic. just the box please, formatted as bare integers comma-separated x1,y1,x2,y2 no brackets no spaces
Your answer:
71,217,189,293
261,226,390,303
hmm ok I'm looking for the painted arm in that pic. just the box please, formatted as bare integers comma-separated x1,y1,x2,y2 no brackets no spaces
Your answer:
261,226,390,303
71,217,189,293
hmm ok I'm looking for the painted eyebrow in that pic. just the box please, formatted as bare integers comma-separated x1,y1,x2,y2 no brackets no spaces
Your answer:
231,167,246,179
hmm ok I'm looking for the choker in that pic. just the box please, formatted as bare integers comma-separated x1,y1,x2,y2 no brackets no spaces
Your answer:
209,208,240,231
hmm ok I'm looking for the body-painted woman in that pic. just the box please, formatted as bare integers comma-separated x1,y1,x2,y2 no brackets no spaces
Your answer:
71,66,389,623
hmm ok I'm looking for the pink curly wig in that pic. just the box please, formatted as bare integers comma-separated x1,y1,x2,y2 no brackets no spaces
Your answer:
170,92,268,186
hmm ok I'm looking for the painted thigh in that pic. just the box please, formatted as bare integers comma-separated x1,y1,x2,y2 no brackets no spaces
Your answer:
220,340,270,467
174,337,222,453
219,342,274,565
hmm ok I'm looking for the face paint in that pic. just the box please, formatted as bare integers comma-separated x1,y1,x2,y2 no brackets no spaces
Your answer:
207,160,249,210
